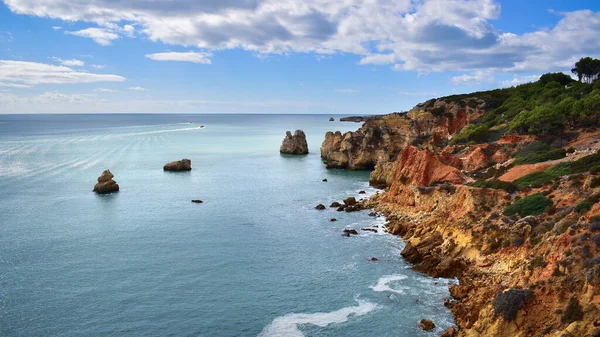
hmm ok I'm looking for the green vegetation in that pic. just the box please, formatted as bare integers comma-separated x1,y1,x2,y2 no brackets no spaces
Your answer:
513,141,566,165
439,57,600,137
575,201,593,214
504,194,552,217
513,154,600,190
450,124,496,145
471,179,517,193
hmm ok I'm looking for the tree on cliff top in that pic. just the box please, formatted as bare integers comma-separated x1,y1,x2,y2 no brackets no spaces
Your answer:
571,57,600,84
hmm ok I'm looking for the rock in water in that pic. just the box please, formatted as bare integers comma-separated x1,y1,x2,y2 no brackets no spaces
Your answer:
93,170,119,194
191,200,203,203
418,319,435,331
164,159,192,171
315,204,326,210
329,117,335,121
280,130,309,154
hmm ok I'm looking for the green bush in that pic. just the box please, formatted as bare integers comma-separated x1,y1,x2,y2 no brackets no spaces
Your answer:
576,201,593,214
504,194,553,217
591,177,600,188
561,297,583,325
449,124,492,145
514,172,554,190
590,165,600,174
571,153,600,173
513,142,566,165
471,180,517,193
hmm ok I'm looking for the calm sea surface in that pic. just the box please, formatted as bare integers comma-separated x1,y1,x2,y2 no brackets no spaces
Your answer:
0,114,455,336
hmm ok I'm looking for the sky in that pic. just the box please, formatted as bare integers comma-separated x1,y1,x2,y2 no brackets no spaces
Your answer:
0,0,599,114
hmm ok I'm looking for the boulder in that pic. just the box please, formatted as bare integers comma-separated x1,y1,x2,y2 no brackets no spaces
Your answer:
330,201,341,207
343,229,358,236
418,319,435,331
329,117,335,121
93,170,119,194
369,257,379,261
322,178,328,182
440,327,457,337
343,197,357,206
330,218,337,222
280,130,309,154
164,159,192,171
358,190,366,194
315,204,326,210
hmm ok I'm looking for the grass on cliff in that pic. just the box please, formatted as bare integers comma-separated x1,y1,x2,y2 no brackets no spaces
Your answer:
471,179,517,193
504,194,553,217
513,141,566,165
514,153,600,190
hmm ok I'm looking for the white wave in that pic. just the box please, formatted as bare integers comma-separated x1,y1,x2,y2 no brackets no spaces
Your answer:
370,274,408,295
258,300,378,337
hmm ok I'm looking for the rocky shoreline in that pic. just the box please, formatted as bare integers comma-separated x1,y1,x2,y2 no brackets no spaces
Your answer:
325,90,600,336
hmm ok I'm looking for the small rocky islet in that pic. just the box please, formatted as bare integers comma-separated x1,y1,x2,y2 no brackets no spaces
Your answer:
164,159,192,171
93,170,119,194
280,130,309,155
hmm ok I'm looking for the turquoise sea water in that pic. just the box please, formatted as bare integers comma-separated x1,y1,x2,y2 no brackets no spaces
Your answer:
0,114,455,336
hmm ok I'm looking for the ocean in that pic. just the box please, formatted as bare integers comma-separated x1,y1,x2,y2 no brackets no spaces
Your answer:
0,114,455,336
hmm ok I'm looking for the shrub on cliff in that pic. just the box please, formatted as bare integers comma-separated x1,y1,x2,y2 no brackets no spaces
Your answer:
449,124,492,145
493,288,532,321
561,297,584,325
513,141,566,165
514,162,572,190
504,194,552,217
471,179,517,193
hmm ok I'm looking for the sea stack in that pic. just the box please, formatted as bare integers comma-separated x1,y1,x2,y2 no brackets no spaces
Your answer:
280,130,309,154
93,170,119,194
164,159,192,171
329,117,335,121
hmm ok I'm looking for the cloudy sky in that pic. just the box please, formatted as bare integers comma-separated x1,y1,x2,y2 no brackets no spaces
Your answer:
0,0,599,113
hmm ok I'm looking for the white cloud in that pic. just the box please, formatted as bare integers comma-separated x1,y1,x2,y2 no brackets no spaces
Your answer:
128,86,146,91
66,28,119,45
3,0,600,76
52,57,85,67
145,51,212,64
450,71,495,85
52,26,62,30
0,60,125,86
0,81,32,88
501,74,541,87
335,89,359,93
94,88,118,92
91,64,105,69
358,54,396,65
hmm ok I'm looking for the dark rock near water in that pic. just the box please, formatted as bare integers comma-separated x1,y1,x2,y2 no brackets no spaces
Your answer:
343,197,357,206
358,190,366,194
345,205,361,212
336,206,346,212
330,218,337,222
361,227,377,233
93,170,119,194
322,178,328,182
343,229,358,236
191,200,203,203
280,130,308,154
329,117,335,121
330,201,341,207
418,319,435,331
164,159,192,171
315,204,326,210
369,257,379,261
440,327,457,337
368,212,377,217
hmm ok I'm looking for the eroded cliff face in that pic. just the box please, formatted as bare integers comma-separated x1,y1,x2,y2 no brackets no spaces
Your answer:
320,98,485,188
324,95,600,337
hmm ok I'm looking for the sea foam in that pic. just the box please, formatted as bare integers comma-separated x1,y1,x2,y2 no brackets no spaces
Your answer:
258,300,378,337
370,274,409,295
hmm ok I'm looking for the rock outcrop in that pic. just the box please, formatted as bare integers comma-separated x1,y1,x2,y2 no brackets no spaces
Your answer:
322,98,485,188
164,159,192,171
280,130,309,154
93,170,119,194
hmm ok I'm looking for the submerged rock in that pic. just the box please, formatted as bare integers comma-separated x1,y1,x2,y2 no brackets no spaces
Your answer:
93,170,119,194
164,159,192,171
418,319,435,331
343,229,358,236
369,257,379,261
191,200,203,203
330,218,337,222
280,130,309,154
322,178,328,182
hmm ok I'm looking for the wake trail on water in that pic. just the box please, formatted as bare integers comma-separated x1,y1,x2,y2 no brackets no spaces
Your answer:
258,300,378,337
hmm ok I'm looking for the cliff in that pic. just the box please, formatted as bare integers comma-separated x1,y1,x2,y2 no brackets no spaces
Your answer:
324,75,600,336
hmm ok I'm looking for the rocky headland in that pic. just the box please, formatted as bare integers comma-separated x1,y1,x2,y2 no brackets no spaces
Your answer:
280,130,309,154
324,73,600,336
93,169,119,194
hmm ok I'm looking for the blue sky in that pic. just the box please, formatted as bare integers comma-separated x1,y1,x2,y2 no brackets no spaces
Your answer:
0,0,599,114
